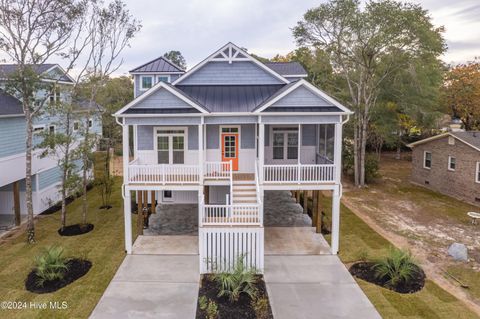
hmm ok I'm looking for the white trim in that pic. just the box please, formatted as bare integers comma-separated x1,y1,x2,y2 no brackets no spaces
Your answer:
162,190,174,202
33,124,45,134
115,81,208,115
219,125,241,162
408,133,480,152
173,42,290,85
117,112,347,118
48,124,56,134
448,155,456,171
130,72,184,75
254,79,352,114
139,75,154,91
284,74,308,78
423,151,432,169
0,114,24,118
476,162,480,184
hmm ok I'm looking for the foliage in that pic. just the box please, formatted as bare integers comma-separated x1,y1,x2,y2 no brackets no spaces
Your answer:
198,295,219,319
251,296,270,319
34,246,69,287
373,247,419,288
343,141,379,183
163,50,187,70
293,0,446,186
441,60,480,130
364,154,380,183
214,256,258,303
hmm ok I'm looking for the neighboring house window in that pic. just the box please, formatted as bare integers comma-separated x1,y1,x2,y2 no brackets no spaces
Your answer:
140,76,153,90
33,125,45,134
49,125,56,134
448,136,455,145
157,75,170,83
49,86,61,103
448,156,456,171
476,162,480,183
423,151,432,169
73,121,80,132
88,119,93,128
272,127,298,160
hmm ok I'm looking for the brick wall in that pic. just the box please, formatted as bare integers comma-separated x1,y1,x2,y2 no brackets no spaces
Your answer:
411,136,480,206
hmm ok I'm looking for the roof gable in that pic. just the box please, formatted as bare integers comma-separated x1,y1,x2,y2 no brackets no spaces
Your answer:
0,89,23,117
407,132,480,152
115,81,208,116
0,64,73,83
130,56,185,73
174,42,289,86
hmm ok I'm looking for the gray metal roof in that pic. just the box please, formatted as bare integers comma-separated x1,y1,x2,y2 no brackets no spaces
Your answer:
264,62,307,76
177,85,284,112
0,64,72,82
130,56,185,73
452,131,480,150
0,89,23,116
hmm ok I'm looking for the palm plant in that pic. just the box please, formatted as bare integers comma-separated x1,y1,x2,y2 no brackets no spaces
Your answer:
373,247,419,288
34,246,69,287
214,255,257,303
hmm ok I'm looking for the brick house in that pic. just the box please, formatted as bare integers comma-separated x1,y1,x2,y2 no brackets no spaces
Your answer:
407,132,480,206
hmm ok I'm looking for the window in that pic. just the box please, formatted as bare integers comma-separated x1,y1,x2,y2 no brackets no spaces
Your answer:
88,119,93,128
157,75,170,83
156,128,186,164
33,125,45,134
272,127,298,160
163,190,173,202
448,136,455,145
140,76,153,90
49,86,61,104
424,151,432,169
476,162,480,184
48,125,55,134
448,156,456,171
222,127,239,133
318,124,335,163
73,121,80,132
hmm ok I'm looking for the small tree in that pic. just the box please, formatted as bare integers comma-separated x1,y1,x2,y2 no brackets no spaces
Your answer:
37,101,81,231
163,50,187,70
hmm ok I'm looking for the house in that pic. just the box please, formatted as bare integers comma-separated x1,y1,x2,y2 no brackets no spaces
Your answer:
408,132,480,206
115,43,352,273
0,64,102,228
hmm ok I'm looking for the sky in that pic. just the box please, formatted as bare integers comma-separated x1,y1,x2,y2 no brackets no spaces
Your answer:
115,0,480,76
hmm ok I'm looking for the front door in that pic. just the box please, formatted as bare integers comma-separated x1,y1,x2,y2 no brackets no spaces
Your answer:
221,127,239,171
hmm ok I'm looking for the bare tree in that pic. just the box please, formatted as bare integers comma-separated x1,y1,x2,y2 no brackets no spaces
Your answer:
0,0,91,243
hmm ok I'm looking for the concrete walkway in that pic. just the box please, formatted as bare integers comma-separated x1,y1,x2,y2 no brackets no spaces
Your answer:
264,255,381,319
90,255,199,319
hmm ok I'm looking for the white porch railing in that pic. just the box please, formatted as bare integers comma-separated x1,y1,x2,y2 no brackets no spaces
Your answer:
263,164,336,183
201,204,261,225
204,161,231,179
128,163,200,184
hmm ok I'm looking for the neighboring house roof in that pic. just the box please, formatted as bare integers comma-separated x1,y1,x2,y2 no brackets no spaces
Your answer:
407,131,480,152
176,84,284,112
264,62,307,77
0,89,23,117
129,56,185,73
0,64,74,83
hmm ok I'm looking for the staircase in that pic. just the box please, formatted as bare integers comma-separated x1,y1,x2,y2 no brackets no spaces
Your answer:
232,180,257,204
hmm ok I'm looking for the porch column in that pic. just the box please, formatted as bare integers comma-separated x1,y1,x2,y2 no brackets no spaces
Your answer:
124,189,132,254
331,185,341,254
334,123,343,183
258,122,265,183
133,125,137,159
13,181,21,226
122,123,129,183
298,123,301,183
198,122,204,184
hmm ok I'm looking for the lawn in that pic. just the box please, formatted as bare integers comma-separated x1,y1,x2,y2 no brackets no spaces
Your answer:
0,177,137,319
319,195,479,318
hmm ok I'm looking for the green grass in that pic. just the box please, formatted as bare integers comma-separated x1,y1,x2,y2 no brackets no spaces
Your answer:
329,200,479,318
0,177,138,319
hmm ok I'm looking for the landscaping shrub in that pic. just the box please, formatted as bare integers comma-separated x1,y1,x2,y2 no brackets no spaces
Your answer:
252,296,270,319
373,247,419,288
198,296,218,319
34,246,68,287
214,256,257,303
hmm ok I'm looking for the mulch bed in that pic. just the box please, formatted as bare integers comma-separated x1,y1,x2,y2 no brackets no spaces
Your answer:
196,275,273,319
99,205,113,210
349,262,425,294
58,223,94,236
25,259,92,294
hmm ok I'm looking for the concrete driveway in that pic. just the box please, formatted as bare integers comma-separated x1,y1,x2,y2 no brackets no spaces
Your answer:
90,255,199,319
264,255,381,319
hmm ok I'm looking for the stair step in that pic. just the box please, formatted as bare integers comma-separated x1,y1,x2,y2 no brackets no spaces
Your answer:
233,193,257,197
233,199,258,203
233,180,256,185
233,185,256,189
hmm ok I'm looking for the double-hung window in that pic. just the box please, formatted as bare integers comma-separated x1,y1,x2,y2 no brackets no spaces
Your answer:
448,156,456,171
424,151,432,169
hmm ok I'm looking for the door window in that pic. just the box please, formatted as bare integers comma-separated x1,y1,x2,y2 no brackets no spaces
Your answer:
224,135,236,158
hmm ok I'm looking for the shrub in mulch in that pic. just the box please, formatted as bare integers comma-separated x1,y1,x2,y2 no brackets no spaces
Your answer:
25,259,92,294
196,275,273,319
58,223,94,236
99,205,113,210
349,261,425,294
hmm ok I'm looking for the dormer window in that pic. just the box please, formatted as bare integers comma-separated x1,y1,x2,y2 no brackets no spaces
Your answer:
157,75,170,83
140,76,153,90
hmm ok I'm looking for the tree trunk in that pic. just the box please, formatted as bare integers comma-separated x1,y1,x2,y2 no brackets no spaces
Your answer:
353,116,360,187
13,181,21,226
25,112,35,243
395,130,402,160
359,117,368,186
82,115,90,225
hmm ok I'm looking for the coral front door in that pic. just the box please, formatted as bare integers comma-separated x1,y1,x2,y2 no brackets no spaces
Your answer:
221,127,239,171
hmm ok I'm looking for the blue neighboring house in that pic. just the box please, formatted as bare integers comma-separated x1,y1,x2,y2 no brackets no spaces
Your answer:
0,64,102,227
